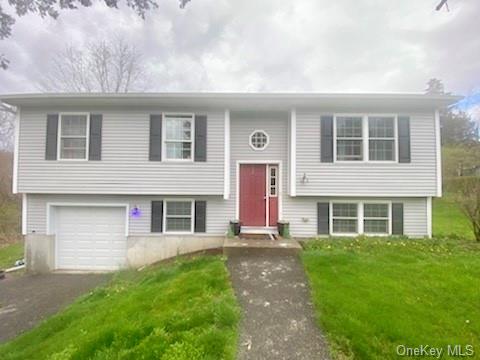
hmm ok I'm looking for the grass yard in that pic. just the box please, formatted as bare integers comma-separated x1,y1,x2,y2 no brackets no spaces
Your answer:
433,196,475,240
302,239,480,359
0,256,240,360
0,242,23,269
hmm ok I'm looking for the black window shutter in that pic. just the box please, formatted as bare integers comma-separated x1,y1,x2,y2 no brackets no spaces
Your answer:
149,114,162,161
320,115,334,162
194,115,207,162
392,203,404,235
89,114,102,160
398,116,411,163
151,201,163,233
317,202,330,235
45,114,59,160
194,201,207,233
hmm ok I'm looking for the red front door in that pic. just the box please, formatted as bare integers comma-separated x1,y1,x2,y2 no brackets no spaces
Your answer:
240,164,266,226
239,164,279,227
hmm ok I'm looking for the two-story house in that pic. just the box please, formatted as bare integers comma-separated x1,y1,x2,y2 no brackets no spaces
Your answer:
1,93,459,272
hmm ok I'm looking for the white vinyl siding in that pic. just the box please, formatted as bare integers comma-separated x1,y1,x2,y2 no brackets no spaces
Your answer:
26,194,229,236
17,107,224,194
26,195,429,239
296,111,438,196
229,113,289,221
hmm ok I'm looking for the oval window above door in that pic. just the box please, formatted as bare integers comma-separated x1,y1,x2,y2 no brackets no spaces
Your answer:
249,130,269,151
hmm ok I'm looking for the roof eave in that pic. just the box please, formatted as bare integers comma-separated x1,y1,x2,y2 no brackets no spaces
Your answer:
0,92,462,109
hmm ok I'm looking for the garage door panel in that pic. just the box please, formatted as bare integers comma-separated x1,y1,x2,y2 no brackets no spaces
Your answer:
55,206,127,270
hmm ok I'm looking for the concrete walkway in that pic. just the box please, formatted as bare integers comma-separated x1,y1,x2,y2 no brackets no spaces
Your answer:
0,273,110,343
227,250,330,360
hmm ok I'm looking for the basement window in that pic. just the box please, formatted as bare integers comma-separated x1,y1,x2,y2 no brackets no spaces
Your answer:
331,203,358,234
164,201,193,233
363,203,390,234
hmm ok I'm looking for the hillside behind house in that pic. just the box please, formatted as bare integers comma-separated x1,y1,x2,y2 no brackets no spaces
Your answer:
0,151,21,245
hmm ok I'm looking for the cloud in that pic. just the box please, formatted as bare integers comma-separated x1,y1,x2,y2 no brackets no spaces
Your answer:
0,0,479,95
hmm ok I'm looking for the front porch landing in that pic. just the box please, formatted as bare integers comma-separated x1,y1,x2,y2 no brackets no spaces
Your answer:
223,237,302,256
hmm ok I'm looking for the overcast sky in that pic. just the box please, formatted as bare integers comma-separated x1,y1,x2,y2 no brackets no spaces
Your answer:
0,0,479,117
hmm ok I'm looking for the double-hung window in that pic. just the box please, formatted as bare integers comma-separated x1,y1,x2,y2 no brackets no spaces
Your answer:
164,114,193,160
331,203,358,234
59,114,89,160
164,201,193,233
336,116,363,161
363,203,390,234
368,116,396,161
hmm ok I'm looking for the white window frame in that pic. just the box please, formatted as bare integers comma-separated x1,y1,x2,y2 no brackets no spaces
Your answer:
362,201,392,235
163,199,194,234
329,200,392,236
367,115,398,163
249,129,270,151
57,112,90,161
333,114,364,162
162,113,195,162
333,114,399,163
330,201,360,236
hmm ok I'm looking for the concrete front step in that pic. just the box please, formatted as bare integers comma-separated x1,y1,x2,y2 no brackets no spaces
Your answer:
223,237,302,256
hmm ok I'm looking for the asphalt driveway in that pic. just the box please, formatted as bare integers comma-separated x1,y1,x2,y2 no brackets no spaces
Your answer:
0,273,110,343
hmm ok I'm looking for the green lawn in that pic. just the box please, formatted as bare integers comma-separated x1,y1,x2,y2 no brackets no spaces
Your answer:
433,196,475,240
302,239,480,359
0,242,24,269
0,256,240,360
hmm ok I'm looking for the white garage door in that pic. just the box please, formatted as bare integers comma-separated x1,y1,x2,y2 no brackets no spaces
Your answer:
55,206,127,270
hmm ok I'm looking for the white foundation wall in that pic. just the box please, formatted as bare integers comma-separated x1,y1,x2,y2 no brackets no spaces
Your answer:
284,196,429,238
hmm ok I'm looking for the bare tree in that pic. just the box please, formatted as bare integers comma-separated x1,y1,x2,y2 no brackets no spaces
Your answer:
452,177,480,242
1,0,191,68
40,38,148,92
0,104,16,152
